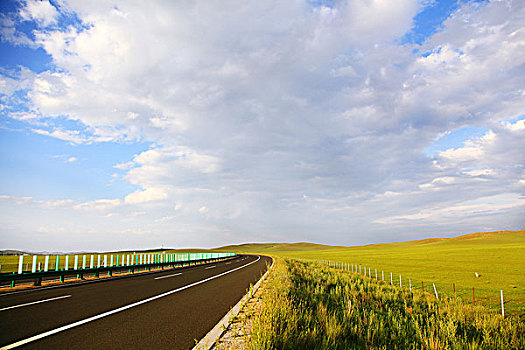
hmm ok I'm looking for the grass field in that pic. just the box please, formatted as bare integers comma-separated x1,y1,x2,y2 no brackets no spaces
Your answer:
220,230,525,315
249,258,524,349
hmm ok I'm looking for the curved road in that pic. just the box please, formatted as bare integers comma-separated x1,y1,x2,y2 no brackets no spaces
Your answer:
0,254,271,349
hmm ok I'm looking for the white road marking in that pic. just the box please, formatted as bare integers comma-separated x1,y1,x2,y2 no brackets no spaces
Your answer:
0,295,71,312
154,273,182,280
0,256,261,350
225,262,231,265
205,266,216,269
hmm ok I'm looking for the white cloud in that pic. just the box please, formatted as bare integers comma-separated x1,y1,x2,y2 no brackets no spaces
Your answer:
124,187,168,204
463,168,495,177
1,0,524,250
20,0,59,27
32,128,88,144
74,199,121,211
376,193,525,225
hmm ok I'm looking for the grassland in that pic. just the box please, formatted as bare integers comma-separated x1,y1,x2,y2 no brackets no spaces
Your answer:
220,230,525,315
249,258,524,349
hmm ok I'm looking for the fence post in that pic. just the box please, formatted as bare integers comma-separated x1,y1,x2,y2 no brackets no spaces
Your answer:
82,255,86,269
500,290,504,317
399,275,402,288
90,255,94,268
55,255,60,271
409,279,412,292
422,281,424,292
382,271,384,281
65,256,69,271
44,256,49,272
473,287,475,306
390,272,393,286
433,283,439,299
74,255,78,270
375,269,377,280
453,283,456,300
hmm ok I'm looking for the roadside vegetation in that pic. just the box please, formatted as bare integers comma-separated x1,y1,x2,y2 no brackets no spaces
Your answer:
249,258,524,350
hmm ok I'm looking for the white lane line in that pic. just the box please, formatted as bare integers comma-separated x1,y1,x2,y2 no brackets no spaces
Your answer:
0,295,71,312
225,262,231,265
0,256,261,350
154,273,182,280
205,266,216,269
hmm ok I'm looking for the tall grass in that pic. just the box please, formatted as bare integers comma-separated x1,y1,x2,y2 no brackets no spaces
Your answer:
250,258,524,349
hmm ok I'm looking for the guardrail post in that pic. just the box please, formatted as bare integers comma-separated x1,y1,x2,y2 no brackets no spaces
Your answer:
32,255,37,273
18,255,24,274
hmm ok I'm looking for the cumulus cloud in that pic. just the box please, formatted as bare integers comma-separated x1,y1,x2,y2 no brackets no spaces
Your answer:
19,0,59,27
0,0,524,249
124,187,168,204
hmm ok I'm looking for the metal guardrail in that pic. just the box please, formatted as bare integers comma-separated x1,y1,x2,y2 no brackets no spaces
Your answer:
0,252,236,288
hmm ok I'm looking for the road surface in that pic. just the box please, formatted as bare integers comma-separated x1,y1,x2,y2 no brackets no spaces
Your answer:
0,254,271,349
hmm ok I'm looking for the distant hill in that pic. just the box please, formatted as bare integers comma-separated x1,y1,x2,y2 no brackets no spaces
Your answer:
215,229,524,253
214,242,342,253
0,250,30,256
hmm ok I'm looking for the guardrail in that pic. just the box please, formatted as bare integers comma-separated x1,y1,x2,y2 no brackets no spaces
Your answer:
0,252,236,288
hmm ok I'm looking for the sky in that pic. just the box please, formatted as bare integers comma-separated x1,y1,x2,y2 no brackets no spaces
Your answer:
0,0,524,252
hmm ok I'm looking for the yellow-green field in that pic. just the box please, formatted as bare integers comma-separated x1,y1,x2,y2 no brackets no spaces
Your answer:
219,230,525,315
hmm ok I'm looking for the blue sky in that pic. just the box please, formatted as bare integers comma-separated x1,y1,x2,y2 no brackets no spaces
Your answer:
0,0,523,252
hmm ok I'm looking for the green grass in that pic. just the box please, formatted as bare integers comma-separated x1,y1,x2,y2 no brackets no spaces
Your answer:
222,230,525,315
250,258,525,349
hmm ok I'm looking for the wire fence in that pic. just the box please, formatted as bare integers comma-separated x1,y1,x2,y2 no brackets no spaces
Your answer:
318,259,510,318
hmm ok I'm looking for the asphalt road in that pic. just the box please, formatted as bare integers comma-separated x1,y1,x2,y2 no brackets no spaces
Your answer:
0,254,271,349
